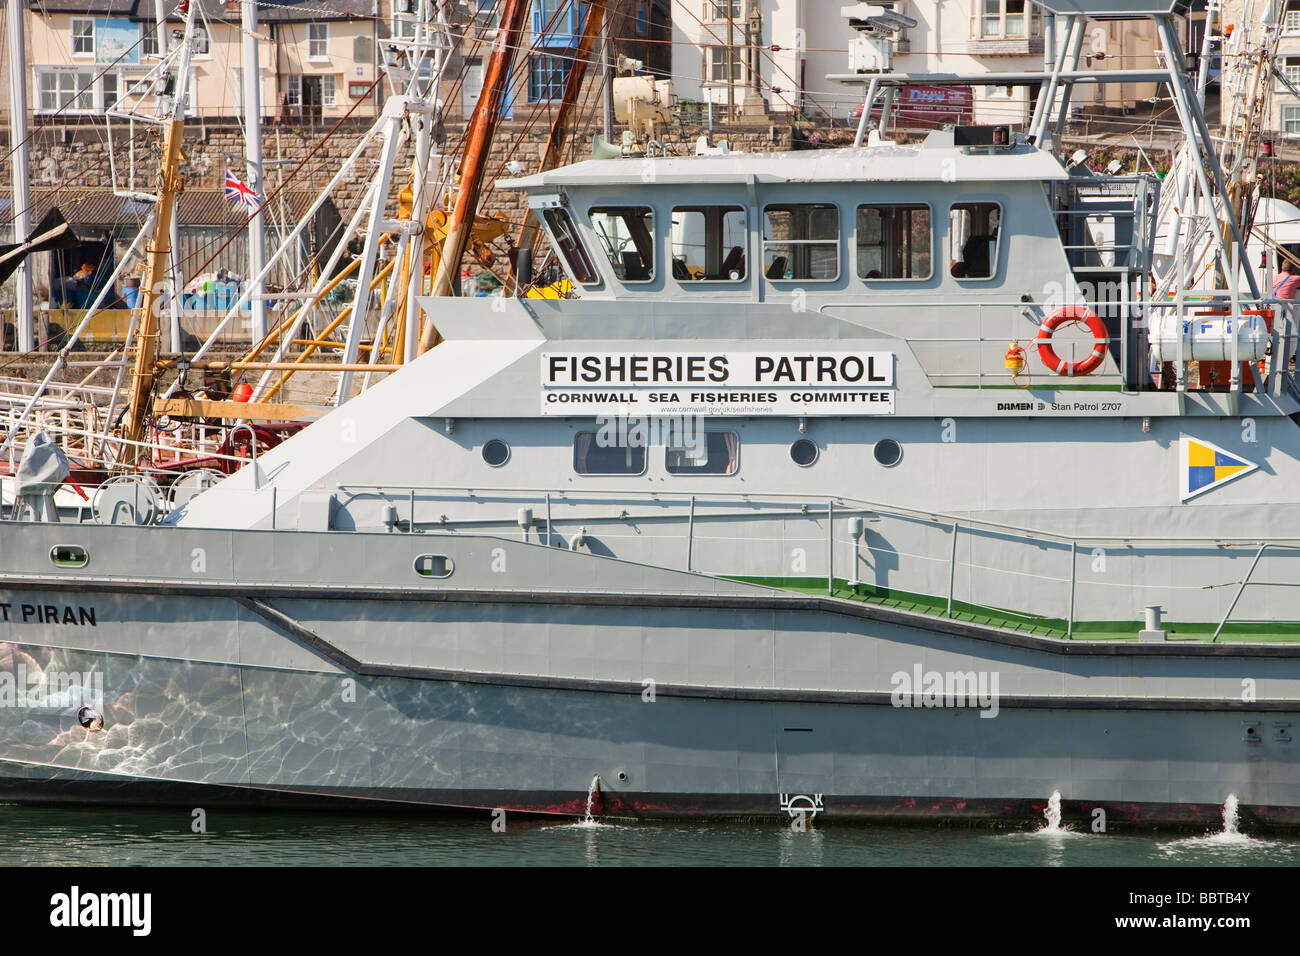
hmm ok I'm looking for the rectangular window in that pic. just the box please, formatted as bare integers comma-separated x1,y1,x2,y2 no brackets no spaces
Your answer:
102,71,119,110
1287,1,1300,35
763,204,839,281
707,46,743,83
1284,105,1300,137
589,206,655,282
72,19,94,56
38,70,95,113
856,204,931,280
141,25,159,57
671,205,746,281
193,24,210,56
975,0,1040,39
666,431,739,475
573,432,647,475
529,52,573,101
308,23,329,59
1284,57,1300,87
707,1,742,19
542,207,598,284
949,202,1001,279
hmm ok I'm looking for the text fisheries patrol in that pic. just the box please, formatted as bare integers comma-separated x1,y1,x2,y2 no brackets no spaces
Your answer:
541,351,897,417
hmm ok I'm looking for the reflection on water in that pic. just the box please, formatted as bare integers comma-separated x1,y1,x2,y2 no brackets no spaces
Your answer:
2,806,1299,866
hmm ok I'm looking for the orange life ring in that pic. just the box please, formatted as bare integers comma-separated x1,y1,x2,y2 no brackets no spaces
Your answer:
1035,306,1109,376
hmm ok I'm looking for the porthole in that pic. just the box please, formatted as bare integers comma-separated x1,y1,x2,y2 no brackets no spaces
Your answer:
482,439,510,467
413,554,454,579
874,438,902,467
790,439,819,467
50,545,88,569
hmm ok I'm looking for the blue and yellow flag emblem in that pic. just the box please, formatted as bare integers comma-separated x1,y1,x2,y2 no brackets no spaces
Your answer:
1180,435,1257,500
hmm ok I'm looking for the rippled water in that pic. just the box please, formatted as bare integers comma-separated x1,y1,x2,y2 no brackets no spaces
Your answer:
2,806,1298,866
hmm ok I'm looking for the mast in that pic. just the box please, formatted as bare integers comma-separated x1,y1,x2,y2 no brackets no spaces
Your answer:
7,0,33,352
418,0,530,351
243,0,268,341
122,1,199,465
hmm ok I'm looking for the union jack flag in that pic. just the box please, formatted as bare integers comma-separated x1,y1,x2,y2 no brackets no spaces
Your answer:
224,169,262,209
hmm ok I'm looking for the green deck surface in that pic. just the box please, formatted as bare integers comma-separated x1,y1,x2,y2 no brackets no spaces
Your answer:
729,576,1300,643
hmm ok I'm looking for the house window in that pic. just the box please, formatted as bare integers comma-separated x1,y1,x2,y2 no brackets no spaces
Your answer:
707,45,744,83
763,204,840,281
1286,1,1300,35
37,70,95,113
949,202,1001,279
636,1,648,34
193,24,210,56
141,24,159,57
588,206,655,282
573,432,646,476
707,1,742,18
856,204,932,280
975,0,1040,39
529,52,572,101
284,75,334,116
542,207,598,284
308,23,329,60
1283,57,1300,88
666,432,739,475
1284,105,1300,137
321,74,336,107
71,19,94,56
670,205,746,281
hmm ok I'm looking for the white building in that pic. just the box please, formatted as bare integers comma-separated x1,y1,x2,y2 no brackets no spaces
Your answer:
671,1,1172,127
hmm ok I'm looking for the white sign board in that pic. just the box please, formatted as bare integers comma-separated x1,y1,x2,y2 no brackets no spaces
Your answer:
541,351,895,416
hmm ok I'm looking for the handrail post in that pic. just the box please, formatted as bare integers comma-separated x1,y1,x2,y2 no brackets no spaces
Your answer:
410,488,416,533
947,520,959,617
686,494,695,572
1213,543,1267,642
545,492,552,548
827,501,834,595
230,423,260,489
1067,539,1076,637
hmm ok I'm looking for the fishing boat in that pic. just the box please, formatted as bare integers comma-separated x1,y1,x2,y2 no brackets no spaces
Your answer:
3,0,1300,829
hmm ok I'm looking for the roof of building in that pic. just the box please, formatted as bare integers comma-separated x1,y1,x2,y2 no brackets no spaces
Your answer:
23,187,336,227
30,0,375,22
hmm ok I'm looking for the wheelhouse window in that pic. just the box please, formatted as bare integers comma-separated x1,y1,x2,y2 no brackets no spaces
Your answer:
666,431,739,475
763,204,839,281
671,205,746,281
573,432,647,475
588,206,655,282
542,207,597,284
856,204,931,280
949,202,1001,279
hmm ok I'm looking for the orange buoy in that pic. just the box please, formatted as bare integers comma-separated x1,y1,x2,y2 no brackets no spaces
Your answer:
1035,306,1109,376
232,383,254,402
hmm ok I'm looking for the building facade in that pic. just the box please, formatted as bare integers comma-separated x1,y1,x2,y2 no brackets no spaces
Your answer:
671,1,1176,127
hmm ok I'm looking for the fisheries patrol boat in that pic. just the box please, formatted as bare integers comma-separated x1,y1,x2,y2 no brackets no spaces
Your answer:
2,0,1300,828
